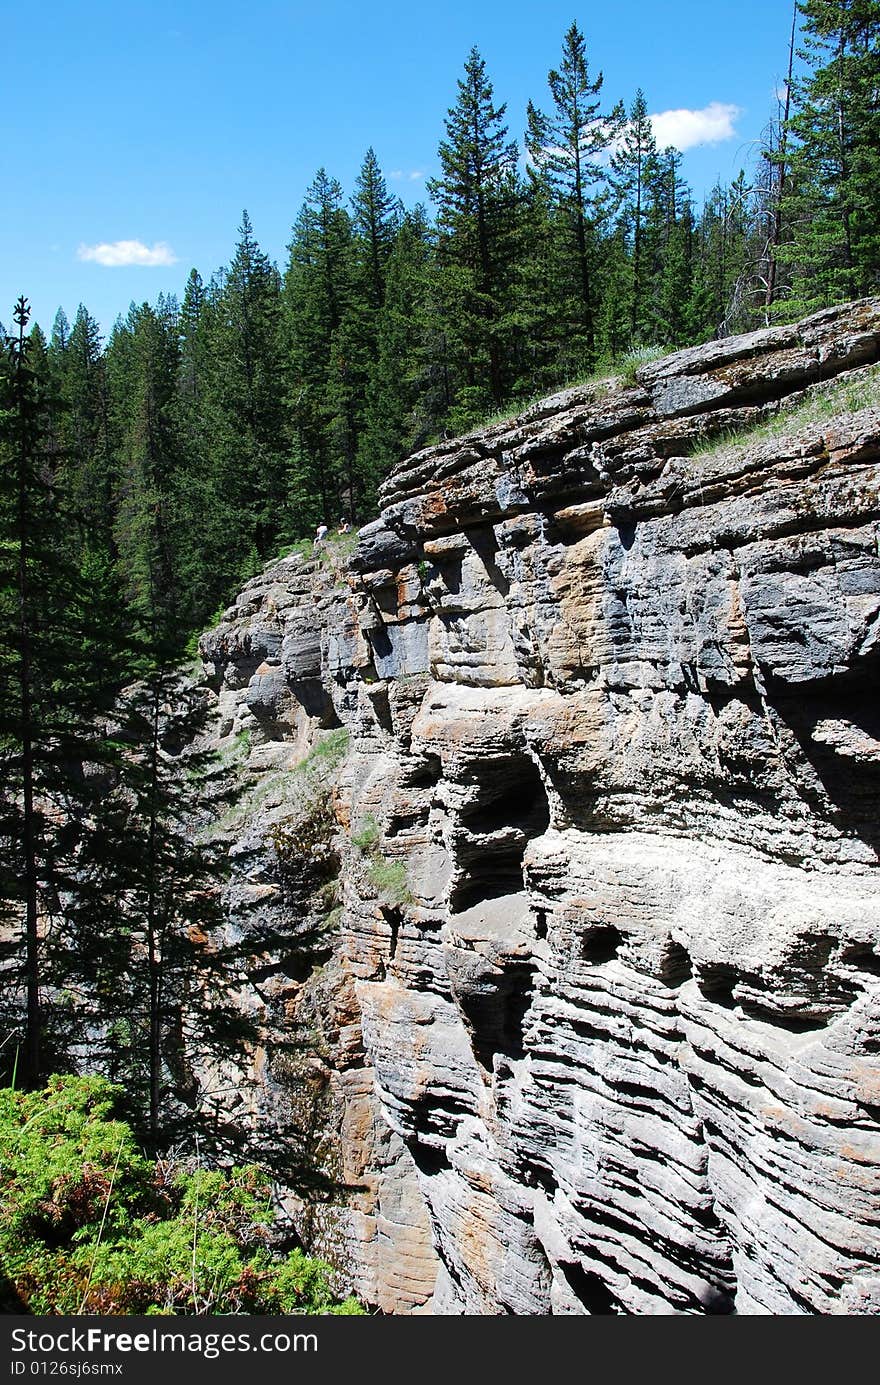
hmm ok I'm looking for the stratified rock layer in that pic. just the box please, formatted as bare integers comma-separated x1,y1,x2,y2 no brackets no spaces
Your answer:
200,300,880,1314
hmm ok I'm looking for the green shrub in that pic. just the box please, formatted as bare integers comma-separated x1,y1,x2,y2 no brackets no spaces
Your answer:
267,729,351,886
351,813,381,853
305,727,350,771
270,790,339,881
349,811,412,907
0,1076,364,1315
613,344,666,388
366,857,413,908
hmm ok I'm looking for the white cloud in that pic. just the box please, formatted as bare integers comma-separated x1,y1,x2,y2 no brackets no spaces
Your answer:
649,102,741,152
389,169,424,182
527,143,568,168
76,239,179,267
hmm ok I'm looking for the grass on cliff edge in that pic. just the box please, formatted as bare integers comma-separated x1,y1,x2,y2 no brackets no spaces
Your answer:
440,345,669,438
690,362,880,461
276,528,360,569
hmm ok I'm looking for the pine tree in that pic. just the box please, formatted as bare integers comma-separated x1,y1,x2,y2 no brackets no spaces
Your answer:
351,148,401,310
0,300,44,1083
641,146,697,344
689,178,753,338
50,308,70,354
511,177,568,392
526,22,624,367
284,171,356,522
205,214,287,562
759,0,799,314
610,90,659,345
779,0,880,314
0,300,132,1085
428,47,521,420
656,200,697,347
110,303,181,629
359,208,437,488
171,269,236,627
58,305,113,555
89,668,236,1146
595,226,636,361
178,271,206,411
344,150,406,508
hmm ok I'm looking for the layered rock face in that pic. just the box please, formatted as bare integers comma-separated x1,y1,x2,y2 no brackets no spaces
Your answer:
199,300,880,1315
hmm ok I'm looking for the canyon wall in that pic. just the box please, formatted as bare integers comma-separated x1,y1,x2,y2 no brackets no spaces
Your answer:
198,299,880,1314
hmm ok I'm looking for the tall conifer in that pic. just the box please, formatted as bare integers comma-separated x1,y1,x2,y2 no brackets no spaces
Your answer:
780,0,880,313
428,47,520,420
526,23,624,366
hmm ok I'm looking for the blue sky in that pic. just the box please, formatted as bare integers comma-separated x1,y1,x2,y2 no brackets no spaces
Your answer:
1,0,800,337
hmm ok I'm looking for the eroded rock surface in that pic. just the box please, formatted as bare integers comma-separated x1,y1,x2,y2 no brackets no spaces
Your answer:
198,299,880,1314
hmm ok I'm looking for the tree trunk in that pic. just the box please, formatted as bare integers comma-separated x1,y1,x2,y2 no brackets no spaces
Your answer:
631,149,643,342
573,152,596,358
14,305,41,1088
766,0,797,310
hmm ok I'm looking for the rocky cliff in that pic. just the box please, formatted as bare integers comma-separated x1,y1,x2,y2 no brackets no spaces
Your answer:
197,299,880,1315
